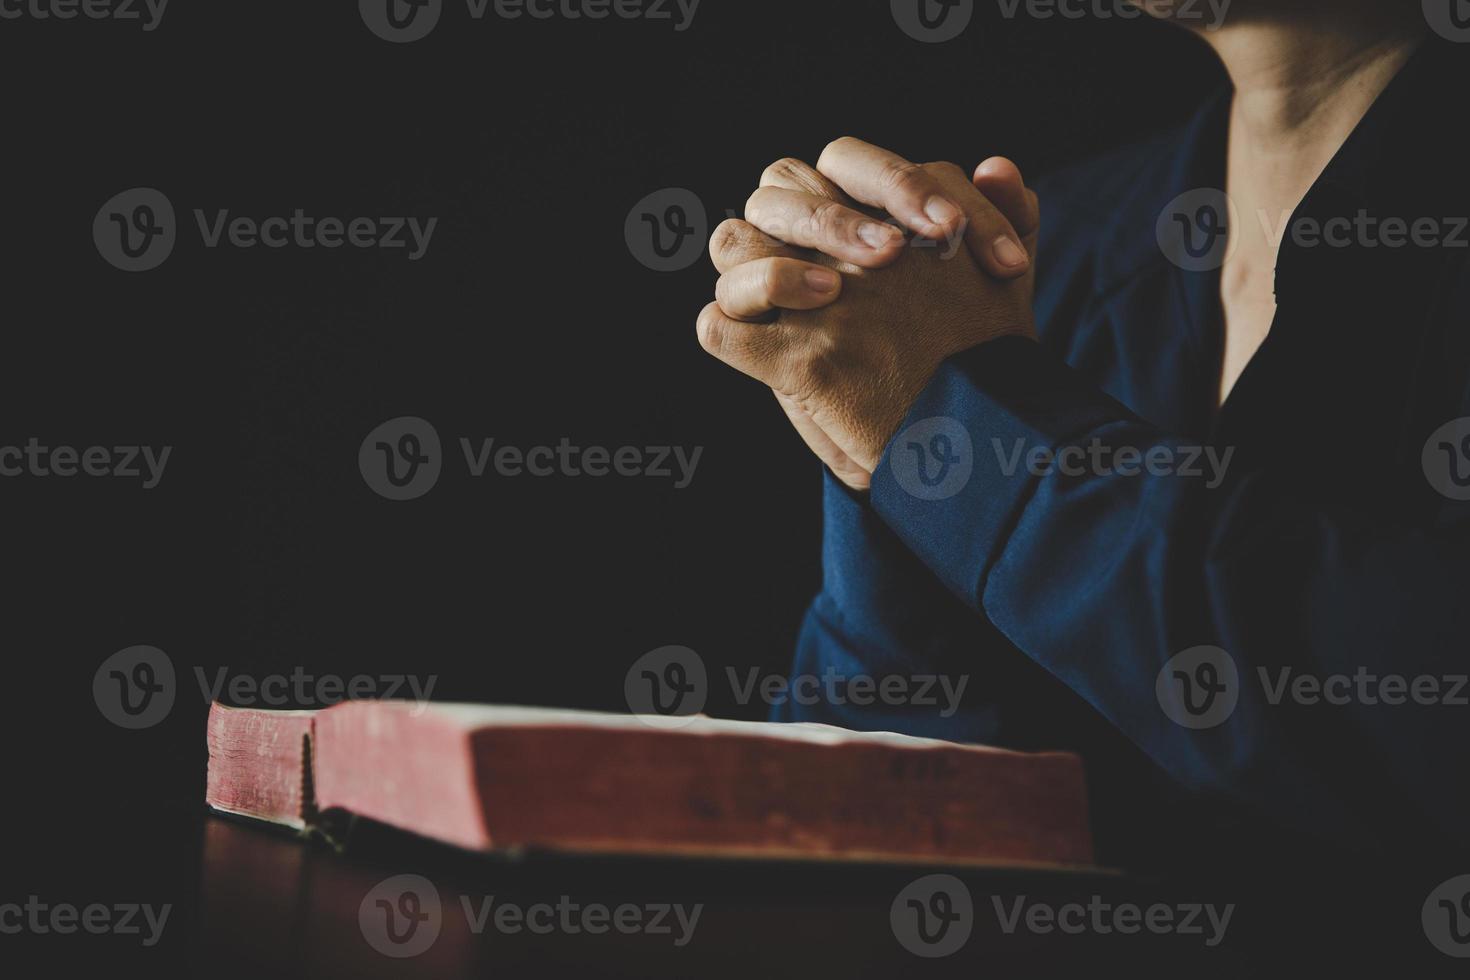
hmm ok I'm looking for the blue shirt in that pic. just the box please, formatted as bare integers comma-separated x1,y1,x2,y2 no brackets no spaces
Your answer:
776,39,1470,870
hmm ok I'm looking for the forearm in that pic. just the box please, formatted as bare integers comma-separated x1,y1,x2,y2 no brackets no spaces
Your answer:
870,336,1470,848
776,469,1070,748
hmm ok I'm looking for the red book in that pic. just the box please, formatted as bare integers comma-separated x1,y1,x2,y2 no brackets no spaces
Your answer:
205,701,1094,867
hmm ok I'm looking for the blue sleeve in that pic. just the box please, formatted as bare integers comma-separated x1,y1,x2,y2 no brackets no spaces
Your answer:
775,467,1125,753
869,336,1470,849
772,468,1006,742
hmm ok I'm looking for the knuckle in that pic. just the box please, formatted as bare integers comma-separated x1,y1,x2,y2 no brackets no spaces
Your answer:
709,218,748,259
743,187,771,221
759,260,788,301
972,203,1007,232
792,347,836,397
818,136,858,166
924,160,967,183
761,157,808,186
806,200,846,240
713,273,735,310
880,160,928,198
696,305,725,355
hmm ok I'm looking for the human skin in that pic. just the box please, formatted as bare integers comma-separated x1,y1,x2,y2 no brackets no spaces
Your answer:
701,151,1038,489
699,0,1428,489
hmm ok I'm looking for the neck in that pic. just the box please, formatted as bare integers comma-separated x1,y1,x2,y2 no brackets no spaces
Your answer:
1200,8,1425,176
1191,6,1428,407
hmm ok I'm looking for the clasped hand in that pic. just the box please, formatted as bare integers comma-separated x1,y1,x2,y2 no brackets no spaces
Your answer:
698,137,1040,490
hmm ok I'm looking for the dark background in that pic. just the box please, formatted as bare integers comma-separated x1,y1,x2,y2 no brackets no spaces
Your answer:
1,1,1225,972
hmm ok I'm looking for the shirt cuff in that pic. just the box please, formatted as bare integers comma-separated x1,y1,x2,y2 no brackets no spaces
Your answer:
870,336,1128,603
816,466,949,657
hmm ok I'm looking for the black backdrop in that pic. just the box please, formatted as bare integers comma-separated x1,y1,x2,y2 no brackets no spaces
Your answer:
2,0,1223,955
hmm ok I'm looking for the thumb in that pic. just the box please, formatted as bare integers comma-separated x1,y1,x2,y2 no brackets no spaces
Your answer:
972,156,1040,260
